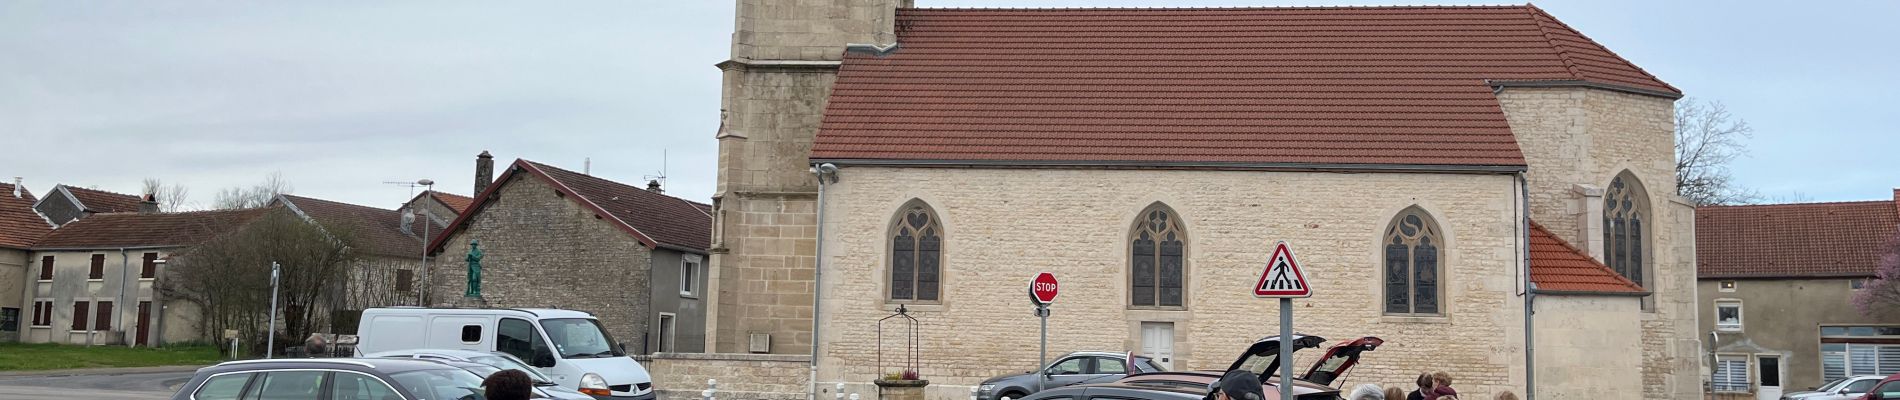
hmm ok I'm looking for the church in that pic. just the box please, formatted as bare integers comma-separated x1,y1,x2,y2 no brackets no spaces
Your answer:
706,2,1699,399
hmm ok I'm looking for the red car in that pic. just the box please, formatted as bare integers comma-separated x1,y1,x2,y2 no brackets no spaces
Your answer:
1856,372,1900,400
1106,334,1384,400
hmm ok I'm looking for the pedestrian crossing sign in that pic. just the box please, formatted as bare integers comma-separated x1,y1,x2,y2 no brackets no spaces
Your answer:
1254,241,1313,298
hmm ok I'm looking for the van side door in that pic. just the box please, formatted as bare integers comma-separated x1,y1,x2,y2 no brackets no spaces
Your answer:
497,317,556,375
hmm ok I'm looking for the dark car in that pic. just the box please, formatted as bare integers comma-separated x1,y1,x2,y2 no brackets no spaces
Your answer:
171,358,491,400
1018,383,1207,400
979,352,1168,400
1109,334,1384,400
1855,372,1900,400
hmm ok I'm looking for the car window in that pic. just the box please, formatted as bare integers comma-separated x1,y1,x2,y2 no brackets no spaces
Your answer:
333,372,402,400
1845,379,1878,393
247,371,326,400
1049,358,1087,375
469,355,555,383
498,318,549,365
1094,357,1128,375
1134,357,1166,373
391,369,487,400
193,373,254,400
1872,381,1900,398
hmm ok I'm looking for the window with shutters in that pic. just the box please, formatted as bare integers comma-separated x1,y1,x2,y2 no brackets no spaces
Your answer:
88,254,105,280
1713,355,1750,393
888,200,943,303
1383,206,1445,316
140,253,157,279
30,300,52,327
1603,173,1650,288
95,301,113,331
1130,203,1186,308
72,301,89,331
1820,326,1900,380
38,256,53,281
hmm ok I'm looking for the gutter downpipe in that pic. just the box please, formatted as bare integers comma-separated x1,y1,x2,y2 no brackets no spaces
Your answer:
1519,173,1536,400
810,163,839,400
119,248,131,347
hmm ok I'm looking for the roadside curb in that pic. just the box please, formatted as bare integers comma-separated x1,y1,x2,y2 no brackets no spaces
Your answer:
0,364,209,377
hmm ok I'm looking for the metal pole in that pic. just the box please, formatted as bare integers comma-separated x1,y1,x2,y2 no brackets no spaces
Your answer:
267,261,280,359
1038,304,1048,393
1278,299,1293,400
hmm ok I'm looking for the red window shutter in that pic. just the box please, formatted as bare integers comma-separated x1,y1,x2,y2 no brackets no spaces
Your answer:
72,301,89,331
95,302,113,331
141,253,158,279
89,254,104,280
39,256,52,280
30,302,40,326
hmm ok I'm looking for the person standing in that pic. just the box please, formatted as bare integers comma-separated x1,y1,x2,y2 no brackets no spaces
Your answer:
1347,384,1385,400
1212,370,1265,400
1384,386,1408,400
1407,373,1432,400
482,369,534,400
1423,371,1458,400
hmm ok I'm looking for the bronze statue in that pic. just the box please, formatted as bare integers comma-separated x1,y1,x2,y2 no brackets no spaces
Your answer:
465,240,484,298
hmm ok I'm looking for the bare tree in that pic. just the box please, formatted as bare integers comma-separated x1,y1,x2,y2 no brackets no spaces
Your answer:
161,209,359,355
1853,231,1900,317
141,178,193,212
214,172,293,210
1675,98,1759,205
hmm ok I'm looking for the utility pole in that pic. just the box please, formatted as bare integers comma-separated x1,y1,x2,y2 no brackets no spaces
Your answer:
267,261,280,359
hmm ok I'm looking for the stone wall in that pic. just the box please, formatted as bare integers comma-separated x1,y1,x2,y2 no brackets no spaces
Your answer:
430,173,654,347
816,167,1527,398
1497,87,1701,399
21,248,168,345
636,353,813,400
711,0,912,354
1534,295,1643,400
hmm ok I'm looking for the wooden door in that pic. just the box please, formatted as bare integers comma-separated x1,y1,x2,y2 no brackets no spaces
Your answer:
135,301,150,347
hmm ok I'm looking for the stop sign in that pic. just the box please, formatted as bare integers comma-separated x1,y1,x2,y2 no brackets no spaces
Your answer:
1029,272,1059,305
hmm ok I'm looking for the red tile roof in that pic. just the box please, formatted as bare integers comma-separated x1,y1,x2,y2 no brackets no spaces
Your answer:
813,5,1677,167
429,159,712,254
62,185,143,213
1530,220,1646,295
32,207,275,250
279,195,426,259
0,184,51,249
429,191,473,214
1696,200,1900,279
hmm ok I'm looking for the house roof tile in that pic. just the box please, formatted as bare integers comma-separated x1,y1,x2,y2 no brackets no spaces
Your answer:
429,191,473,214
32,207,275,250
1696,200,1900,279
1530,220,1646,295
429,159,712,254
813,5,1676,167
63,185,143,213
0,184,50,249
279,195,430,259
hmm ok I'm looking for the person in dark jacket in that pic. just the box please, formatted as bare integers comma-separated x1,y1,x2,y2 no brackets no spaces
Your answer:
1407,372,1431,400
482,369,534,400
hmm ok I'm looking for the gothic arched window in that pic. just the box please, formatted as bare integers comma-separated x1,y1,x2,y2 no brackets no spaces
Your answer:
1131,204,1186,308
1383,207,1443,315
889,201,942,302
1604,173,1649,287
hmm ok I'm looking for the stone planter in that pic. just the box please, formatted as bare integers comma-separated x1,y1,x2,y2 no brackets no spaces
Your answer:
874,379,929,400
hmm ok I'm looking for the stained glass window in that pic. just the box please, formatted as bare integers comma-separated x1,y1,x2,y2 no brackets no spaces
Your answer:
1131,205,1186,307
1604,174,1649,287
890,202,942,302
1384,207,1443,315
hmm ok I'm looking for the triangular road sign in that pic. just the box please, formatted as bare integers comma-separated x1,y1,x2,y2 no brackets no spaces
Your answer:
1254,241,1312,298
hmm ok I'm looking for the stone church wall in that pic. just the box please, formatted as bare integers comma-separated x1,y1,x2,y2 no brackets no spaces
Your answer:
431,174,654,346
816,167,1527,399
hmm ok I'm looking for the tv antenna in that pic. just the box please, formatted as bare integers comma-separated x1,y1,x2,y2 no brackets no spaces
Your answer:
641,150,669,189
383,179,436,198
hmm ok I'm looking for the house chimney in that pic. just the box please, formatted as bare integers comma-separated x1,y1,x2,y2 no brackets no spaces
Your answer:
10,177,19,198
475,151,494,195
647,180,663,194
138,193,160,214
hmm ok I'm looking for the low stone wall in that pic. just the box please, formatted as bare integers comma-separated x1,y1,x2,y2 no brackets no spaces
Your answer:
637,353,813,400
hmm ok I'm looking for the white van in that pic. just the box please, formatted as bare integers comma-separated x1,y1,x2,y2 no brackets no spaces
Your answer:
355,307,655,399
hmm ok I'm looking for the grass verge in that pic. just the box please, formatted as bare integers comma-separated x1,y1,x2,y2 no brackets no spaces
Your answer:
0,342,222,371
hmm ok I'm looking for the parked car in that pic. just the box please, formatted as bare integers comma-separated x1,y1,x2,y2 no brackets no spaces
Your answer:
1016,382,1207,400
355,307,654,399
170,358,489,400
1856,372,1900,400
1106,334,1385,400
1784,375,1884,400
978,352,1168,400
366,349,593,400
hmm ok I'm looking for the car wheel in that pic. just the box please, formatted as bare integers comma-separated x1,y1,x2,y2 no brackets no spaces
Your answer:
1001,391,1026,400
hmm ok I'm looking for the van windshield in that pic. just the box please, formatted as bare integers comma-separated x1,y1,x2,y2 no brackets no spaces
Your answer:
542,318,624,358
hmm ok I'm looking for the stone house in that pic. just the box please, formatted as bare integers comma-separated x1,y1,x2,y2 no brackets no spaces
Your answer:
1696,191,1900,398
32,184,143,227
428,158,713,354
273,194,441,318
0,180,52,342
711,3,1700,399
402,189,472,229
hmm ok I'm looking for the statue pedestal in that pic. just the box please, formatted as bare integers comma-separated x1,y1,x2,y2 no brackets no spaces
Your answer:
455,296,489,308
874,379,928,400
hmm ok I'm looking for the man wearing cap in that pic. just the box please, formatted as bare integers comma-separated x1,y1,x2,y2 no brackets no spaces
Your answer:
1211,370,1266,400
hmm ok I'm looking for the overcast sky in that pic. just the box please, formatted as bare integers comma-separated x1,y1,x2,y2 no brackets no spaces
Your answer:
2,1,1894,210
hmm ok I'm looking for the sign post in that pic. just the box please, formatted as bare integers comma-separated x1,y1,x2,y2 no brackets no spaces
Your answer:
1253,242,1312,400
1029,272,1059,393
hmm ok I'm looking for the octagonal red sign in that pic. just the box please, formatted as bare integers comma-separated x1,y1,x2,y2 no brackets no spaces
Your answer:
1029,272,1059,305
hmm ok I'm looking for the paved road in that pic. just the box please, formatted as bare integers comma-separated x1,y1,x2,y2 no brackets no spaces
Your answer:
0,369,193,400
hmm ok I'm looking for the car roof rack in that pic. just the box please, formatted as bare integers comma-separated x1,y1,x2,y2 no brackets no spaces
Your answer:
218,359,379,369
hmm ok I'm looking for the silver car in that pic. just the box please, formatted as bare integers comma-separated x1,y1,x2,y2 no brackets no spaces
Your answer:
1783,376,1885,400
367,349,594,400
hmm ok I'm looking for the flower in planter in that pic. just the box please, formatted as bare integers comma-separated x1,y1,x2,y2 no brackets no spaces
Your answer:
902,369,920,380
